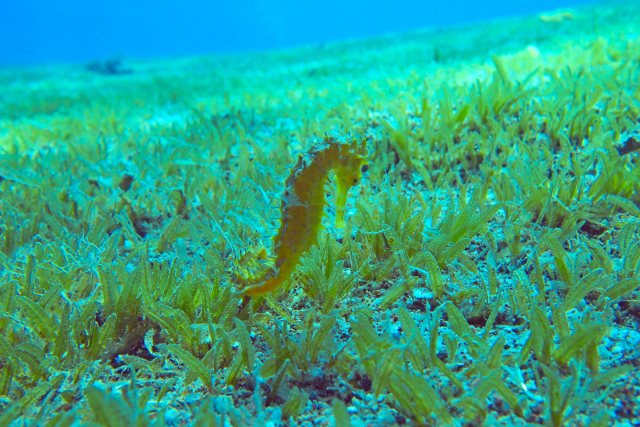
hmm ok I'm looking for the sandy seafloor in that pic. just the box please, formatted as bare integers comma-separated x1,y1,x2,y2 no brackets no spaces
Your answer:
1,1,640,426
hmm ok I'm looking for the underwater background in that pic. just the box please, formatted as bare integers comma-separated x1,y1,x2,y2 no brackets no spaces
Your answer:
2,0,601,64
1,0,640,426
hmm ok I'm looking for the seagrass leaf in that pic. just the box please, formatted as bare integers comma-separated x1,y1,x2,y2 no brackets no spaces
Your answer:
445,302,486,356
588,365,633,392
373,347,401,397
604,278,640,301
564,269,603,311
378,277,419,310
609,195,640,217
310,315,337,363
553,324,606,366
333,398,352,427
15,296,54,339
168,344,212,390
114,267,140,335
424,251,443,299
53,302,71,361
99,266,119,318
486,336,506,370
266,359,290,405
234,318,254,372
282,386,309,419
545,235,574,286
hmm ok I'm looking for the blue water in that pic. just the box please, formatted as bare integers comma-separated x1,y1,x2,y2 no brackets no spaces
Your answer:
2,0,596,66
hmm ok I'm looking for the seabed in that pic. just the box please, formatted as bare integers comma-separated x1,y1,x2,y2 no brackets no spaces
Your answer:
0,1,639,426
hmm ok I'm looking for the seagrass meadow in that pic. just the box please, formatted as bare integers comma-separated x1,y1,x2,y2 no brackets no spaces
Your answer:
2,1,640,426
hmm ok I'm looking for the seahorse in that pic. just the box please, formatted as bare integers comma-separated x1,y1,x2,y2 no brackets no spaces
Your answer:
241,135,368,296
229,238,275,287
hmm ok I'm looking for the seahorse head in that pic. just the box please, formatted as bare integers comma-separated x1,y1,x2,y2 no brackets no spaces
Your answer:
332,137,369,228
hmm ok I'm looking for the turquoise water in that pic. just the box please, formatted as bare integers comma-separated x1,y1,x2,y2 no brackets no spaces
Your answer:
3,0,596,65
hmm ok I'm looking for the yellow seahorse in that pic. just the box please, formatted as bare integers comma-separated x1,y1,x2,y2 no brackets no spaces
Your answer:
241,135,368,296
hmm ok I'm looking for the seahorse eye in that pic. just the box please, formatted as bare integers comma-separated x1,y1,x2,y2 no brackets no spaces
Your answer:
353,178,358,184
